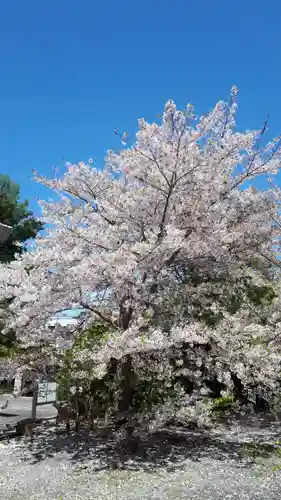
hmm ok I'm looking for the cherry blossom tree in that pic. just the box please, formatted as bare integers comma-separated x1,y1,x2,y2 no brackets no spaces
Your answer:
2,86,281,426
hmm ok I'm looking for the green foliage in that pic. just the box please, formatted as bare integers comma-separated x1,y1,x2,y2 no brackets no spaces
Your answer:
56,322,183,418
73,323,109,350
246,284,277,306
0,330,17,358
172,262,277,332
212,395,235,412
198,309,223,327
226,294,243,314
132,380,166,411
55,323,112,402
0,173,43,263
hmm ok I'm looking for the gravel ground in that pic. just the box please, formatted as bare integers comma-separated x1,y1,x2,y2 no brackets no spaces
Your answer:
0,415,281,500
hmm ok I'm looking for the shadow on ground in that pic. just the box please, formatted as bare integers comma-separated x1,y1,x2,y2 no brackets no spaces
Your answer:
10,413,281,472
0,412,19,417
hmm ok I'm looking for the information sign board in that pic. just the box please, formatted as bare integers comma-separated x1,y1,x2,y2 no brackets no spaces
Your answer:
37,379,57,405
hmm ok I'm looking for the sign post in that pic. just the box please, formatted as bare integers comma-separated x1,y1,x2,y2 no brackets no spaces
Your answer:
37,378,57,406
31,383,38,420
31,378,57,420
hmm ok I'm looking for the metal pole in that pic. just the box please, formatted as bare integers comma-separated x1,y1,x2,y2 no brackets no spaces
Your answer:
31,383,38,420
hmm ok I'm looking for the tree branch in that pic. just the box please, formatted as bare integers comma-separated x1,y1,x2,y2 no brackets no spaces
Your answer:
80,302,117,327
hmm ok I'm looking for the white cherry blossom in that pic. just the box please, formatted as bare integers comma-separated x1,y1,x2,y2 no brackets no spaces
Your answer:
1,88,281,420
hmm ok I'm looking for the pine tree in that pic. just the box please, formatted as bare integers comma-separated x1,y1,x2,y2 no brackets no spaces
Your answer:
0,174,43,263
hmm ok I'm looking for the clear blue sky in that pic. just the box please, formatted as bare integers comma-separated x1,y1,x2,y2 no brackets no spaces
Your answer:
0,0,280,214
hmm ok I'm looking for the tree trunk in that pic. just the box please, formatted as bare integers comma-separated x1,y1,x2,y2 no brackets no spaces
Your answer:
118,355,135,414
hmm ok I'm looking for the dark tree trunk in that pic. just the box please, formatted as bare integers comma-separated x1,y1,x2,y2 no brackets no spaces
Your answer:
118,355,135,414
